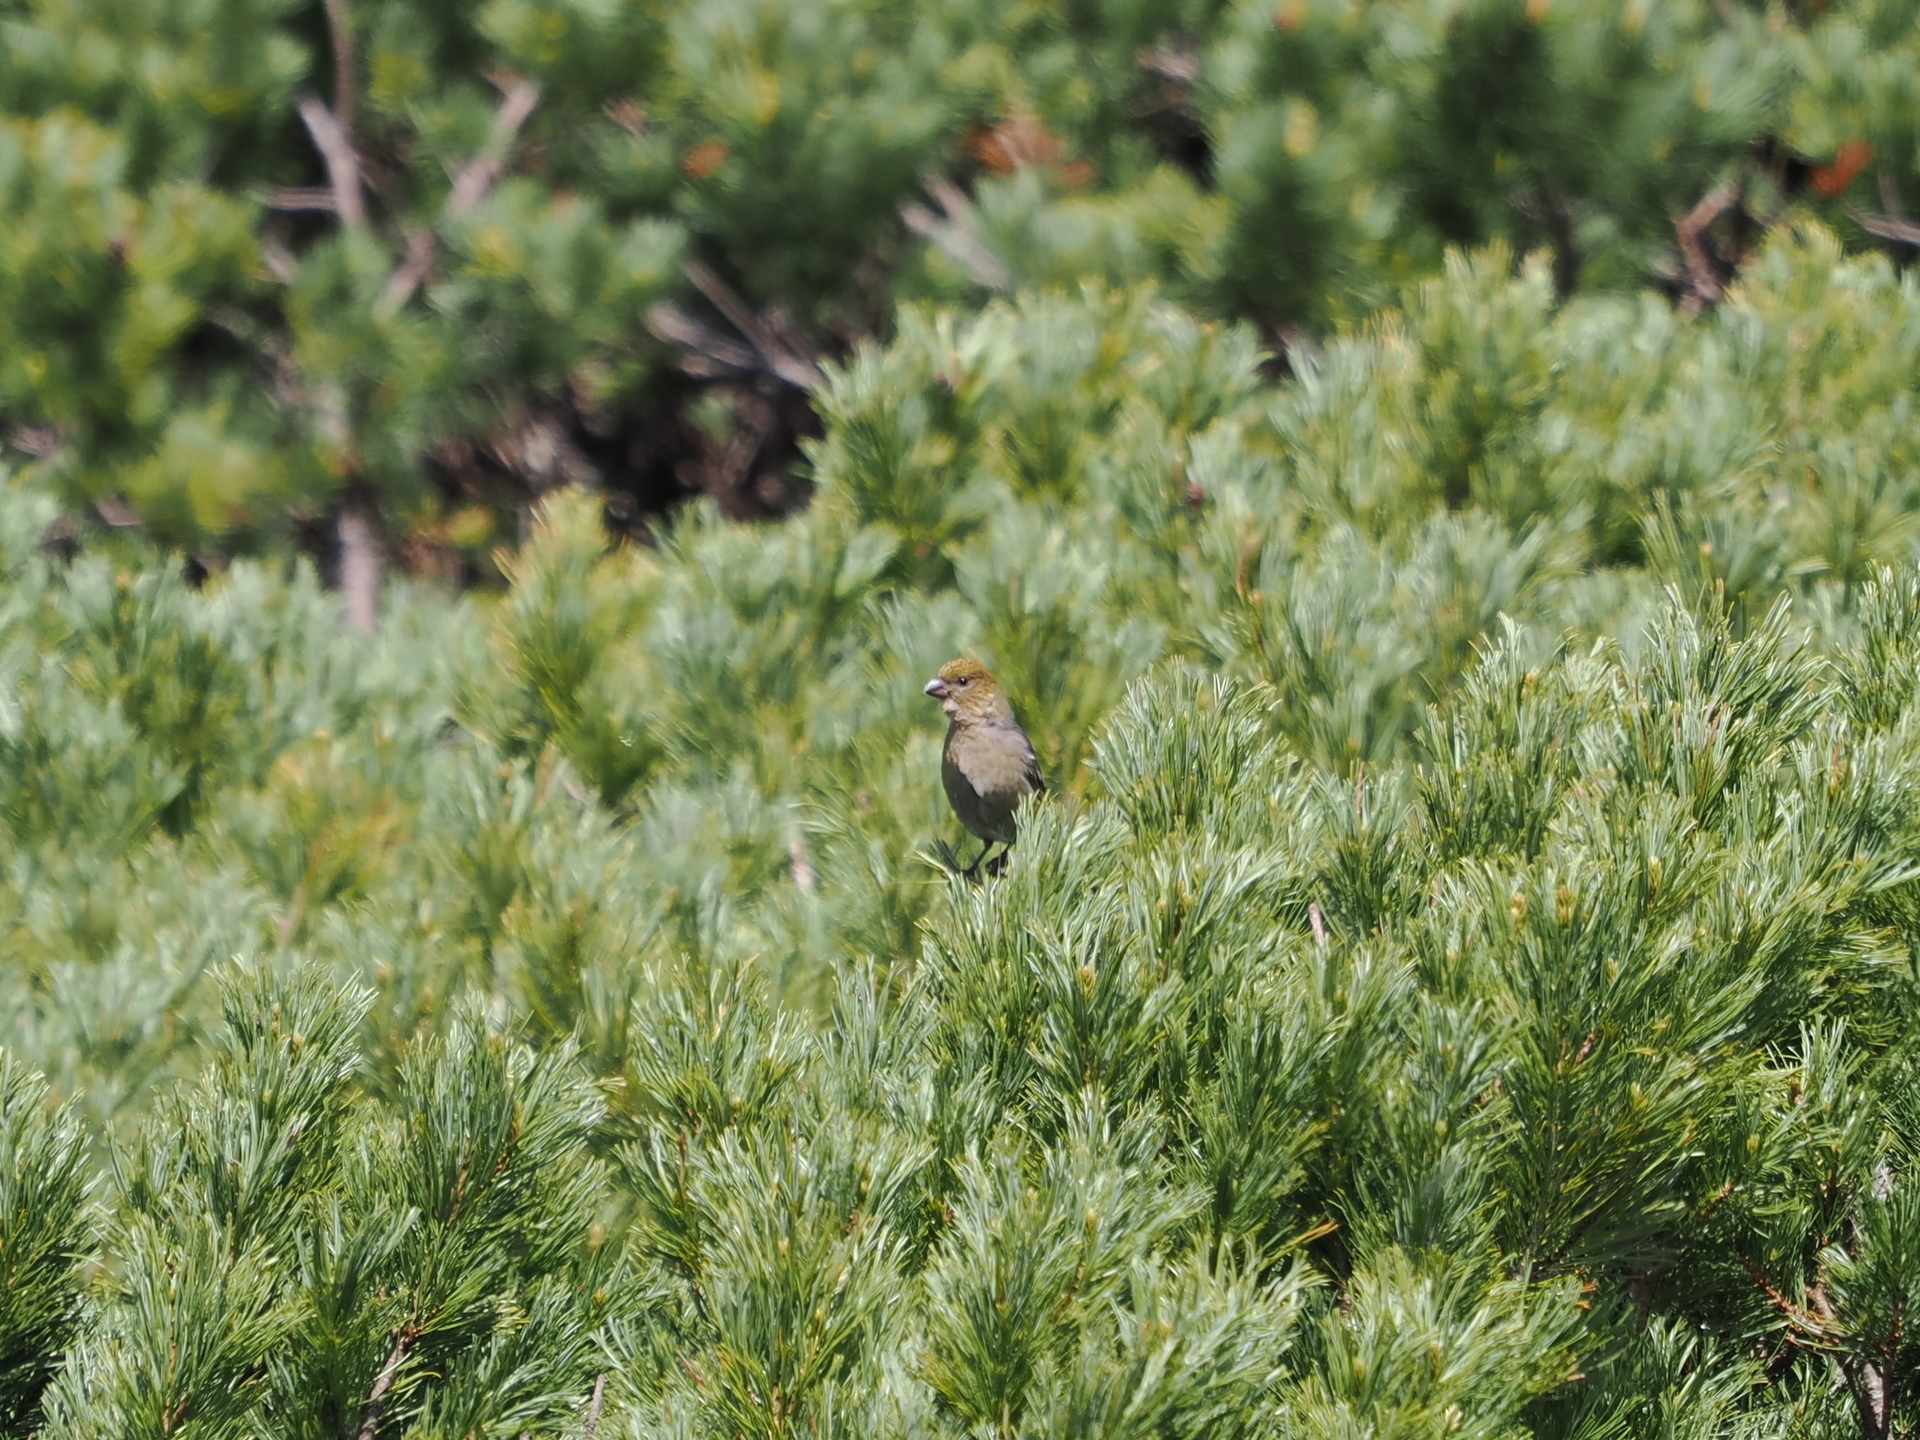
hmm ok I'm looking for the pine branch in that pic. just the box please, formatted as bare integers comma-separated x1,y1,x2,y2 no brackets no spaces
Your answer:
582,1374,606,1440
1674,180,1737,311
1854,210,1920,247
338,503,381,635
900,175,1013,291
376,75,541,315
645,304,762,376
296,95,367,231
679,261,822,391
322,0,355,128
356,1327,418,1440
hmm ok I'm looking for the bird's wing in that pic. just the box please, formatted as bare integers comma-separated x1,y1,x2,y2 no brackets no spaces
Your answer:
1022,731,1046,794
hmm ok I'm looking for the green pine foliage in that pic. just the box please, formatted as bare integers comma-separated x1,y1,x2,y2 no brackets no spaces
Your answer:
9,214,1920,1432
0,0,1914,545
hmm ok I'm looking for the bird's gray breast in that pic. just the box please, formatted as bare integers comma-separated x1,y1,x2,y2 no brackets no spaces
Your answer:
943,719,1038,844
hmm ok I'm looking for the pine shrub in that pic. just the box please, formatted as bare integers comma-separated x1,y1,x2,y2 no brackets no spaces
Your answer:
4,220,1920,1431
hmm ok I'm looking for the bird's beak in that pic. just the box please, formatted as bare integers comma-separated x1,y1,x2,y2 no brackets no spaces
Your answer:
924,678,948,699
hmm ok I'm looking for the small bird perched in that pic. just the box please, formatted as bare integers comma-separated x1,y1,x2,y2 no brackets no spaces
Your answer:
924,658,1045,877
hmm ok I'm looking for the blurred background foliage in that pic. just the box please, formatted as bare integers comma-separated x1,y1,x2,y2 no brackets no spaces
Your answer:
0,0,1915,559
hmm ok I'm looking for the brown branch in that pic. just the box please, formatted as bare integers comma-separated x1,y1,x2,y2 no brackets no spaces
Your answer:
680,260,823,391
1855,210,1920,247
374,77,540,316
296,95,366,230
355,1327,416,1440
582,1374,607,1440
901,174,1014,291
1675,180,1738,313
448,79,540,217
1878,168,1906,221
265,186,340,213
1736,1251,1837,1339
375,227,437,316
322,0,355,128
645,303,762,374
338,503,381,635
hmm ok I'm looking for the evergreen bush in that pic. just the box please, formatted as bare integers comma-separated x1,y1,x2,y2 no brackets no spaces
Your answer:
0,0,1913,546
8,1,1920,1432
4,220,1920,1431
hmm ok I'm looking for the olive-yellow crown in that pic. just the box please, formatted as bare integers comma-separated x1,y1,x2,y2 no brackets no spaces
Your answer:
924,658,1012,722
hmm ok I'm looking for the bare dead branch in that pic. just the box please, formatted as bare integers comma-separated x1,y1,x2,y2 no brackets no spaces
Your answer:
376,227,438,316
296,95,367,231
1675,179,1738,312
788,833,816,893
261,236,299,285
1856,210,1920,246
900,175,1014,291
265,186,340,213
1137,42,1200,84
374,77,540,317
354,1328,415,1440
1879,168,1906,221
680,260,823,391
645,303,762,374
338,504,382,635
582,1374,608,1440
7,425,61,459
448,79,541,218
323,0,355,127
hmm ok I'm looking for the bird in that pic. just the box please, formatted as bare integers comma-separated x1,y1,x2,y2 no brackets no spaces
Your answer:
924,658,1045,877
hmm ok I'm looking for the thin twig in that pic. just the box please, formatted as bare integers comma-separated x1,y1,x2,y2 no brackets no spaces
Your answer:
355,1328,416,1440
1879,168,1906,221
1855,211,1920,247
1308,902,1327,945
264,186,341,213
296,95,366,230
375,77,540,316
449,79,540,216
645,303,762,374
901,174,1014,291
582,1374,607,1440
680,260,822,391
338,504,381,635
376,228,438,316
261,236,299,284
322,0,355,127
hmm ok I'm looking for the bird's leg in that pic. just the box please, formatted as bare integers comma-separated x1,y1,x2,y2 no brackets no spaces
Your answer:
962,842,997,880
984,845,1010,878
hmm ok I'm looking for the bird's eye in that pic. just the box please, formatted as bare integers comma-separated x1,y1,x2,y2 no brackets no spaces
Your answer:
955,676,970,686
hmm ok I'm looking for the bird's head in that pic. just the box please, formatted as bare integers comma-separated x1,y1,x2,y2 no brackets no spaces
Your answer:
924,658,1011,723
